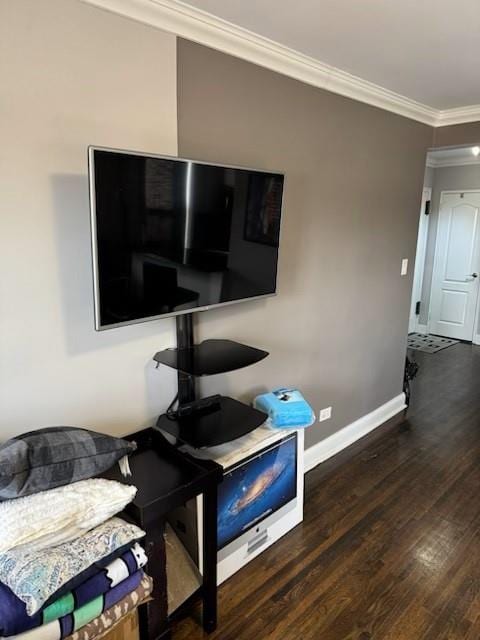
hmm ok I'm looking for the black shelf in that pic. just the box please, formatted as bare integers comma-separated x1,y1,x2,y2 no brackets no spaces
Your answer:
155,396,268,448
153,339,268,377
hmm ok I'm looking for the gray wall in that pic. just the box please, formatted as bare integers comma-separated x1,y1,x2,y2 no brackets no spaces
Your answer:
420,164,480,332
0,0,178,439
177,40,432,449
433,123,480,148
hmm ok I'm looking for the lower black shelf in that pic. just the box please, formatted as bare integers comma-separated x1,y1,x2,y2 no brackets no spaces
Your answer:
155,396,267,448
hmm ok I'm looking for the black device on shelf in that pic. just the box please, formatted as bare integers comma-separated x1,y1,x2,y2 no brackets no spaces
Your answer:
153,313,268,448
175,394,222,419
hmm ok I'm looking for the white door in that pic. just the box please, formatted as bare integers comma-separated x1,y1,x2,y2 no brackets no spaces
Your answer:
429,191,480,341
409,188,431,333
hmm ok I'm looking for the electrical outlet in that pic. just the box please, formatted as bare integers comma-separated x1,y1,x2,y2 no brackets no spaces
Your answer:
319,407,332,422
401,258,408,276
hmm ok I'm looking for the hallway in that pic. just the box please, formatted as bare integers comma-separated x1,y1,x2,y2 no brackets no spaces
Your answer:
174,343,480,639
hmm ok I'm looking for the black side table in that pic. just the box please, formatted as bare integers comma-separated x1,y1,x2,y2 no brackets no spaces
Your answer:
107,427,222,640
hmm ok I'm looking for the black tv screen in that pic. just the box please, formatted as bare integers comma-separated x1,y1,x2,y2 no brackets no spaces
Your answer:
88,147,284,330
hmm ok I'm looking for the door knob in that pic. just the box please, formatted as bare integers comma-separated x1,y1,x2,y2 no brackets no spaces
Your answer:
472,273,478,278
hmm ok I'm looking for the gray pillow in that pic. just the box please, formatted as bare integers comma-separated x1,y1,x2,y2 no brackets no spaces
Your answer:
0,426,136,500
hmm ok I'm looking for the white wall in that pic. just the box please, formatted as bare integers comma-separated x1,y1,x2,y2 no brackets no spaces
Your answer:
0,0,178,439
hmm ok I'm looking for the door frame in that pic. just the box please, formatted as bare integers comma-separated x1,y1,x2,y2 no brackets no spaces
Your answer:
428,189,480,343
409,187,431,334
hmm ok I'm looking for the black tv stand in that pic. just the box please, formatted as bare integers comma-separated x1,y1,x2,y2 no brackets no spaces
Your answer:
153,313,268,448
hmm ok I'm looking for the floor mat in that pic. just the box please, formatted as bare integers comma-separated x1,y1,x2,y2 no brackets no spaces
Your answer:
408,333,459,353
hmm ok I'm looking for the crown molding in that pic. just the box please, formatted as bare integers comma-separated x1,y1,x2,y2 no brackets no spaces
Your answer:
81,0,480,129
435,105,480,127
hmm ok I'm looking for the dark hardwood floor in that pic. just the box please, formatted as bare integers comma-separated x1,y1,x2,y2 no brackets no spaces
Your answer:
173,343,480,639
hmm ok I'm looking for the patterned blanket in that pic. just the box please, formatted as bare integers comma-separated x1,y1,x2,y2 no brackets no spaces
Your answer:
0,545,147,637
2,572,144,640
0,517,144,616
66,574,153,640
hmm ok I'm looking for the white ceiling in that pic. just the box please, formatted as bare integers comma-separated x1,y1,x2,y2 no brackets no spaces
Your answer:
182,0,480,110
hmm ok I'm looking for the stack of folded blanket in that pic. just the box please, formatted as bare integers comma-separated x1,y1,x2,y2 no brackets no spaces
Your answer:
0,427,153,640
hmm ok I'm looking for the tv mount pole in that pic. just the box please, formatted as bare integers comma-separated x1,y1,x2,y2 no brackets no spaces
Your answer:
176,313,196,405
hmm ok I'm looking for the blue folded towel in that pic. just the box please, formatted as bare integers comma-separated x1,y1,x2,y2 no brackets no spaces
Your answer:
254,388,315,428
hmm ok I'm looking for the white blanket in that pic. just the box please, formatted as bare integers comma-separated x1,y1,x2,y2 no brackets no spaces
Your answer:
0,479,136,554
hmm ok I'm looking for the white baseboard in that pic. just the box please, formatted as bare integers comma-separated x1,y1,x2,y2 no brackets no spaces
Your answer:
304,393,406,473
473,334,480,346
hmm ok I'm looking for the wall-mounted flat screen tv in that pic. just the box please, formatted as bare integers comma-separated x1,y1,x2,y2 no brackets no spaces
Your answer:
88,147,285,330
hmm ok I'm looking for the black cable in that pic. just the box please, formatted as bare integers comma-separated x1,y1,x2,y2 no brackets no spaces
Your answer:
403,356,419,408
166,393,179,420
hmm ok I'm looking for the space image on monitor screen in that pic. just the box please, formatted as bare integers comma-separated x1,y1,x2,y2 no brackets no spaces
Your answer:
217,435,297,550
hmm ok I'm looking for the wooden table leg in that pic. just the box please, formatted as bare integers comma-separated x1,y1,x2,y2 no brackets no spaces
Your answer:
139,519,171,640
202,481,218,633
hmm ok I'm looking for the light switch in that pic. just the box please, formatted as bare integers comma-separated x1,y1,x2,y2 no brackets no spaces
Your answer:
401,258,408,276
